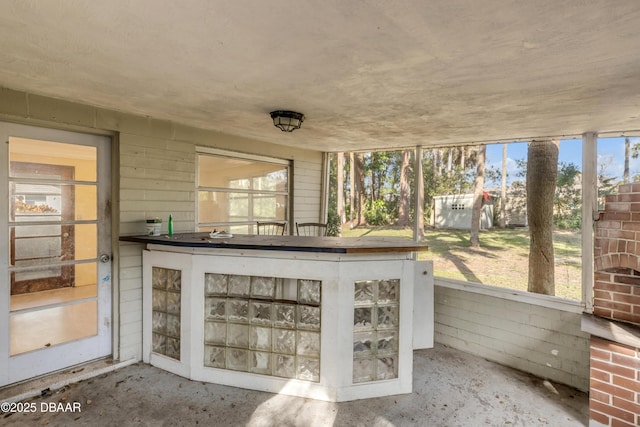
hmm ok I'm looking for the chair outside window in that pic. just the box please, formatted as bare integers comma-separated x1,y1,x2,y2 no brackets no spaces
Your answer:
256,221,287,235
296,222,328,237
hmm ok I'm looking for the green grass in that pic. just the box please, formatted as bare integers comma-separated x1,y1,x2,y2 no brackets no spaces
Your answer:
340,225,583,301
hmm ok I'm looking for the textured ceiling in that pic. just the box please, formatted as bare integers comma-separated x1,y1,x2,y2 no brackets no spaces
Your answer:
1,1,640,152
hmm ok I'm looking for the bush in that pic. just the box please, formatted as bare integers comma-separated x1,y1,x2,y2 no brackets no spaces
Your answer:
364,199,392,225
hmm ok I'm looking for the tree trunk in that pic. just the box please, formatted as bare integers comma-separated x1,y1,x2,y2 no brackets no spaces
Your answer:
355,153,366,225
370,152,376,200
337,152,346,234
349,152,355,229
397,150,412,227
499,144,507,228
460,147,466,169
624,137,630,184
470,145,486,247
526,139,559,295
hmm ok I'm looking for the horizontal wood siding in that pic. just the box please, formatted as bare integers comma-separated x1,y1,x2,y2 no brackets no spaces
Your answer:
434,281,590,391
0,86,324,362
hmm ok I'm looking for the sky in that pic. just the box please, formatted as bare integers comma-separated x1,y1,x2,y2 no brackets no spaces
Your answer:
484,136,640,186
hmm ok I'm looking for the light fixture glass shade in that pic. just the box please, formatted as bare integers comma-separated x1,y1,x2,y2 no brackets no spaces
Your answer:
270,110,305,132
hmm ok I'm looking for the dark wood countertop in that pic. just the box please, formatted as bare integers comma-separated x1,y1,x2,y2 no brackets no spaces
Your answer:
119,232,428,254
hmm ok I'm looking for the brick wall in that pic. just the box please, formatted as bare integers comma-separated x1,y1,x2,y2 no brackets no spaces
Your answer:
593,269,640,326
591,182,640,427
589,337,640,427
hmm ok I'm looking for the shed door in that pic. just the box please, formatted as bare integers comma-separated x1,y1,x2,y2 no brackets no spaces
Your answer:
0,122,112,386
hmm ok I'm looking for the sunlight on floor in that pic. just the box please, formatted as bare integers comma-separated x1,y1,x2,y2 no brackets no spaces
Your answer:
9,286,98,356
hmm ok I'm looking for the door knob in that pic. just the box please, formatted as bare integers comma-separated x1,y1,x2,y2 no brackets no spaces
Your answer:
99,254,111,263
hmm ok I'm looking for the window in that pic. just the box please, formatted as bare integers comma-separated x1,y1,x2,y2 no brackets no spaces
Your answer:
197,149,290,234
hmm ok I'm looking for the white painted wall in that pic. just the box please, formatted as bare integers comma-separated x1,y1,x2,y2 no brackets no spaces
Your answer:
0,86,324,362
433,278,590,392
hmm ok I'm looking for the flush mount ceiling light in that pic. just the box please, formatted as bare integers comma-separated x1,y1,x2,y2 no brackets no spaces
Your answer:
270,110,305,132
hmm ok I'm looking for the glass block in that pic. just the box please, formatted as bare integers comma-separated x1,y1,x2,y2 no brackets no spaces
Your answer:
152,290,167,311
353,357,375,383
166,314,180,338
204,321,227,345
152,333,166,354
298,280,321,305
250,301,272,325
228,275,250,297
250,326,272,350
378,279,399,303
226,323,249,348
166,291,181,314
152,311,167,334
274,303,295,328
376,356,397,380
273,354,295,379
353,331,375,356
205,297,226,321
296,331,320,357
152,267,166,290
377,331,397,353
272,329,296,354
377,305,399,329
227,299,249,323
250,276,276,299
250,351,271,375
354,280,374,304
205,273,228,296
204,345,226,368
297,356,320,382
354,307,373,330
297,305,320,330
166,269,181,291
226,348,248,371
166,337,180,360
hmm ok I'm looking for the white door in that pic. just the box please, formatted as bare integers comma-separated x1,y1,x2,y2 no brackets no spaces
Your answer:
0,122,112,386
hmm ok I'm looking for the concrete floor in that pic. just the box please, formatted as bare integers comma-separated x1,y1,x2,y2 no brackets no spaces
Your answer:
1,344,588,426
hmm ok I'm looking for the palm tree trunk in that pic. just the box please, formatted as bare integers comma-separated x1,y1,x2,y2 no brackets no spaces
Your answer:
470,145,486,247
526,139,559,295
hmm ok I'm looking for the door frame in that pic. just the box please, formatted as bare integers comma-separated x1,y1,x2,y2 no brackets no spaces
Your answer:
0,121,114,386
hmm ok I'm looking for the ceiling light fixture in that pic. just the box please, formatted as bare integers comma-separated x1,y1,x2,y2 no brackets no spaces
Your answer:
270,110,305,132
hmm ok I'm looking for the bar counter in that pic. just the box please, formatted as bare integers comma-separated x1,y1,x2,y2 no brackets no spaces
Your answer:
121,233,433,402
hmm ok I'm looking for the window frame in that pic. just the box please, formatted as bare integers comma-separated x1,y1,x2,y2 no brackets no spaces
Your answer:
195,147,291,233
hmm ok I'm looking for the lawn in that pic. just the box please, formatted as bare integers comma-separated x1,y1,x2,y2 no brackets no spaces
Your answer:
341,225,582,301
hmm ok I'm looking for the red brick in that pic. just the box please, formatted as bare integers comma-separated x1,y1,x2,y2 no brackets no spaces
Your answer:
597,271,613,281
590,409,610,425
617,193,640,202
630,183,640,193
589,366,611,383
613,275,640,286
611,417,637,427
590,400,635,423
591,388,612,404
601,221,623,230
595,307,613,318
632,212,640,222
607,193,621,202
610,202,631,212
609,212,633,221
591,379,636,401
609,341,639,357
592,346,613,362
595,289,613,301
613,396,640,415
634,286,640,296
592,359,636,379
608,230,637,240
631,203,640,213
597,299,632,312
613,374,640,393
610,310,640,325
613,293,640,305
